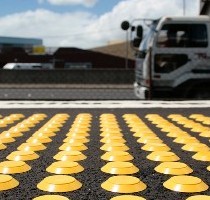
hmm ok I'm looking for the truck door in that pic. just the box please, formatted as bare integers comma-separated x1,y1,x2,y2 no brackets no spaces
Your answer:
152,23,208,96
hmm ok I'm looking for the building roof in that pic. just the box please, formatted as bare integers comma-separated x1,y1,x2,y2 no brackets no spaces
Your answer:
91,41,135,60
0,36,42,45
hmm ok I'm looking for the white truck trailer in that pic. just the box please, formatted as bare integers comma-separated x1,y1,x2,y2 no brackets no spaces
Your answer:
122,16,210,99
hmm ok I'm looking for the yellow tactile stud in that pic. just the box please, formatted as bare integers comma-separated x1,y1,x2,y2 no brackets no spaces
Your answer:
159,127,180,132
0,135,15,144
173,137,199,144
33,195,69,200
186,195,210,200
133,132,156,138
199,131,210,138
167,131,190,138
142,143,171,152
162,126,181,130
130,127,151,133
101,162,139,175
191,126,210,132
129,124,148,129
147,151,180,162
100,123,119,127
74,121,91,124
101,176,146,193
202,120,210,125
27,118,40,123
66,132,89,137
54,151,86,161
10,113,24,119
55,113,69,117
21,121,36,128
100,125,118,129
59,143,88,151
45,123,63,128
46,161,84,174
192,151,210,161
17,142,46,151
128,122,146,127
176,120,191,125
33,131,56,137
71,123,90,128
156,122,172,126
15,124,30,132
189,114,204,119
26,136,52,144
100,143,129,152
0,121,8,127
100,128,122,133
110,195,146,200
8,127,24,136
183,123,199,129
3,117,15,124
0,161,31,174
63,136,89,144
7,150,39,161
33,113,47,118
100,121,118,125
163,175,208,192
207,166,210,171
0,174,19,191
155,162,193,175
41,127,60,132
182,143,209,152
37,175,82,192
198,116,210,120
1,130,23,138
137,137,163,144
101,151,134,162
130,126,151,131
100,132,123,137
70,121,88,126
0,143,7,150
100,136,126,144
167,114,182,119
70,127,90,133
48,119,66,124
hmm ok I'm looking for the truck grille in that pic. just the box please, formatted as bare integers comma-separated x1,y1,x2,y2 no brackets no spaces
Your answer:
135,68,143,84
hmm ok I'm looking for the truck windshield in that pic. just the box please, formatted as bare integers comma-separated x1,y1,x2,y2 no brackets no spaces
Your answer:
139,20,158,52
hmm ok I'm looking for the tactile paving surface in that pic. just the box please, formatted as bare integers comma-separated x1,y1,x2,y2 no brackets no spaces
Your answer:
0,108,209,200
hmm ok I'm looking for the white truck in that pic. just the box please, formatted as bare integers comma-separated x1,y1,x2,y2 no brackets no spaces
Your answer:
122,16,210,99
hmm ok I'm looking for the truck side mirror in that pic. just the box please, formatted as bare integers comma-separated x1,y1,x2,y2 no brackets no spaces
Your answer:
136,25,143,40
121,21,130,31
132,38,142,48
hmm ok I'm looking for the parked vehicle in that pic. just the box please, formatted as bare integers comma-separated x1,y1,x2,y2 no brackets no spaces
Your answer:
3,63,53,70
122,16,210,99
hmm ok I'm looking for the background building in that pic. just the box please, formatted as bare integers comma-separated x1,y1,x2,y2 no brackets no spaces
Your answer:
0,36,135,69
91,41,135,60
0,36,43,54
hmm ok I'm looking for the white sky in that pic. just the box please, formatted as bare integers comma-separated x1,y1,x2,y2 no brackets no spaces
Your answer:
0,0,200,48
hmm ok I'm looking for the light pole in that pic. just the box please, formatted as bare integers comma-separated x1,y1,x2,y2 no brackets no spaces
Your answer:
183,0,186,16
125,30,129,69
121,21,130,69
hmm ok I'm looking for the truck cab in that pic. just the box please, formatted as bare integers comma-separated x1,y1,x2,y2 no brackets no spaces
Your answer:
129,16,210,99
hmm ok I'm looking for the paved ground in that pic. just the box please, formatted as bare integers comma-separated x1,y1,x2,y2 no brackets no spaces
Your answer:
0,84,137,100
0,101,209,200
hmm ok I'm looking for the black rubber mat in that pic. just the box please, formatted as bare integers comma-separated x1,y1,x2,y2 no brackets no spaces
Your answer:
0,108,209,200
